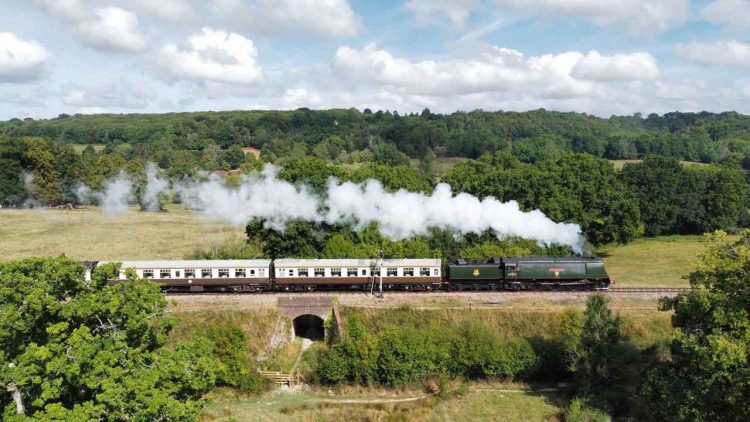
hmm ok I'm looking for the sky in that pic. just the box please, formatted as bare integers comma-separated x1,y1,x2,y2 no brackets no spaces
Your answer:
0,0,749,120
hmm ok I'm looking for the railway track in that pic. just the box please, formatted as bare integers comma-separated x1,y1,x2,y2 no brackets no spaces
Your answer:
608,287,691,293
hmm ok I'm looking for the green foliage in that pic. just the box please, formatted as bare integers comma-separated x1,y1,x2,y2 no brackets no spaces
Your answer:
315,312,540,387
563,397,610,422
188,238,266,259
621,156,748,235
641,230,750,422
0,256,220,420
444,152,643,245
567,295,624,395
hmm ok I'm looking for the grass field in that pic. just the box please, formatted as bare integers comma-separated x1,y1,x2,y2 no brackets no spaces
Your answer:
200,384,566,421
609,159,708,170
598,235,705,287
0,205,243,261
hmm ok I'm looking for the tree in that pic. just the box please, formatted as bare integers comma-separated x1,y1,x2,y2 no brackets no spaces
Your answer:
641,230,750,421
220,145,247,169
565,294,623,395
0,257,219,420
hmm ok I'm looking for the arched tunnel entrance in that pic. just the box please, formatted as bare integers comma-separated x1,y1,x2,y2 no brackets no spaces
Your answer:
293,314,325,341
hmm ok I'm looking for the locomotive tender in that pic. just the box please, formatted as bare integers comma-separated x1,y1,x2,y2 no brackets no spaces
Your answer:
86,256,609,292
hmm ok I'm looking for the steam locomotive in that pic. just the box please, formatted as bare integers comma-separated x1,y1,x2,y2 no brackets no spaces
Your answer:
84,256,610,292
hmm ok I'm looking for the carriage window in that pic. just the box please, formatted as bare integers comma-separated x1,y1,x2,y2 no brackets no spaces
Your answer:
347,268,358,277
314,268,325,277
298,268,308,277
387,267,397,276
235,269,246,277
288,269,296,277
175,271,181,278
143,269,154,279
185,269,195,278
433,268,439,275
331,268,342,277
360,269,368,276
160,269,171,279
420,267,430,276
249,269,256,276
201,269,212,278
372,268,381,276
404,268,414,276
219,268,230,278
259,269,266,276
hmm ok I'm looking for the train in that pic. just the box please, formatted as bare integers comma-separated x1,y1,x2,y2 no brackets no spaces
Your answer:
84,256,611,292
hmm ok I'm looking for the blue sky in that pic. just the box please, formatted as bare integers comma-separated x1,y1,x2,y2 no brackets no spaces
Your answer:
0,0,749,119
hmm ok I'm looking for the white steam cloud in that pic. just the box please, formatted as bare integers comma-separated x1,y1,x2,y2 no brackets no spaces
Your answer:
177,164,585,252
70,163,585,251
175,165,322,230
326,180,583,250
75,171,134,216
141,163,169,211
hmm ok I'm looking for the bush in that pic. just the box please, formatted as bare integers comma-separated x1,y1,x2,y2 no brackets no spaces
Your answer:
315,314,543,387
564,398,610,422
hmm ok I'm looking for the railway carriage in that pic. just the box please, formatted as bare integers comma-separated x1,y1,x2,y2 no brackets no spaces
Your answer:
273,258,442,291
102,260,272,292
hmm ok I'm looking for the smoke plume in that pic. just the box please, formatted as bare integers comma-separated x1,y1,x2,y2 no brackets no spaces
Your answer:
175,165,322,230
75,172,134,216
140,163,169,211
177,164,585,252
326,180,584,251
70,163,585,251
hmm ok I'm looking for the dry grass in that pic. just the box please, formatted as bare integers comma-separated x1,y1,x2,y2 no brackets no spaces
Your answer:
609,159,708,170
599,235,705,287
0,205,244,261
344,306,670,347
167,308,281,357
199,383,566,421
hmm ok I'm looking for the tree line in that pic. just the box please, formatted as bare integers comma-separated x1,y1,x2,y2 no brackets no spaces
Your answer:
2,109,750,168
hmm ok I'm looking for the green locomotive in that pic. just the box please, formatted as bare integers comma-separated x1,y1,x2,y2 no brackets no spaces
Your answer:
448,256,610,291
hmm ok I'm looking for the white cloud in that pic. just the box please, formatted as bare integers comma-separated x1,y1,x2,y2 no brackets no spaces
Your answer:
571,51,659,81
333,43,658,98
75,7,146,53
115,0,195,21
701,0,750,29
495,0,690,33
62,80,157,109
212,0,361,38
33,1,146,53
676,40,750,69
406,0,482,29
282,88,324,108
0,33,50,83
156,28,263,85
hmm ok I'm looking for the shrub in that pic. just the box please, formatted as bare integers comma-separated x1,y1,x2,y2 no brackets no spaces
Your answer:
564,398,610,422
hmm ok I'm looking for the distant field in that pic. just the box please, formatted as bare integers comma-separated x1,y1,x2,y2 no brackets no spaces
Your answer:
0,205,243,261
609,159,708,170
409,156,469,176
71,144,106,154
598,235,705,287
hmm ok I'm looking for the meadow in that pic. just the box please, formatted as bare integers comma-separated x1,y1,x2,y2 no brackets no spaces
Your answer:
0,205,244,261
599,235,704,287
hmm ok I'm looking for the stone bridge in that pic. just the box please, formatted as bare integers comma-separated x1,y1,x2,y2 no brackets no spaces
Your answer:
277,296,341,341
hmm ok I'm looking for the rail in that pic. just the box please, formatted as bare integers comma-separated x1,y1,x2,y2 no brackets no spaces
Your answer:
608,287,691,293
